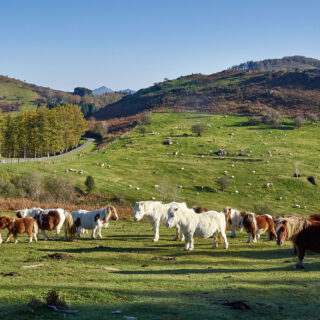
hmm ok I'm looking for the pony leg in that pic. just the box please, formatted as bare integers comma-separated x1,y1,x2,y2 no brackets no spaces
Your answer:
14,236,18,244
189,236,194,251
6,233,13,243
174,225,180,241
231,224,236,238
92,228,97,239
220,231,229,249
33,232,38,242
184,233,190,250
212,234,219,248
152,219,160,242
29,235,33,243
41,230,49,240
0,233,2,244
295,246,305,269
98,227,103,239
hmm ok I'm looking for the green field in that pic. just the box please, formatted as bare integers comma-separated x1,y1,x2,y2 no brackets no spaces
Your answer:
0,112,320,319
0,80,39,110
0,221,320,320
1,112,319,214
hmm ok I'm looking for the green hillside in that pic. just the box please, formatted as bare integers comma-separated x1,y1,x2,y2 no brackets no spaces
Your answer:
94,56,320,120
1,112,319,214
0,76,40,111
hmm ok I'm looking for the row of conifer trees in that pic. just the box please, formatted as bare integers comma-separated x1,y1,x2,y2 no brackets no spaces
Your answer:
0,105,87,158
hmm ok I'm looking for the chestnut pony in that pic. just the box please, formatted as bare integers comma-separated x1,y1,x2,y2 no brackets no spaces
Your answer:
241,211,276,243
0,216,38,244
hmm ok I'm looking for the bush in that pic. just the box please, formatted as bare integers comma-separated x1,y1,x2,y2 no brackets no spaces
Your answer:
11,172,43,199
306,113,319,123
85,176,95,193
261,110,282,127
41,176,76,203
138,126,147,136
253,204,273,215
191,123,206,136
294,116,305,128
0,179,18,197
216,176,231,192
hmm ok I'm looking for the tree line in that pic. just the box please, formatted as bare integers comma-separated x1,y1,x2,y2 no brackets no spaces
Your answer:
0,105,87,158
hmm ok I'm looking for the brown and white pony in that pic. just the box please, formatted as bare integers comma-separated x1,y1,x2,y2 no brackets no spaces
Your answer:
71,206,119,239
241,211,276,243
16,208,72,240
0,216,38,244
291,220,320,269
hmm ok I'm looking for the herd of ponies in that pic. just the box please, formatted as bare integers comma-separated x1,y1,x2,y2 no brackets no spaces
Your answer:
0,200,319,269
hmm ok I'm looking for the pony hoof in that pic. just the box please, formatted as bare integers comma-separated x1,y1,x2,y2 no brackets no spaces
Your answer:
295,263,305,269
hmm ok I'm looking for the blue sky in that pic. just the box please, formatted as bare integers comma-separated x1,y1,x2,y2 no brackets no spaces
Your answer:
0,0,319,91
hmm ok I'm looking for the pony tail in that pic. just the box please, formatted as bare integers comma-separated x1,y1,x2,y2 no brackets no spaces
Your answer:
64,212,75,240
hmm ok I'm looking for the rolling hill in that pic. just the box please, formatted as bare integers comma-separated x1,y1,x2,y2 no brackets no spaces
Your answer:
94,56,320,120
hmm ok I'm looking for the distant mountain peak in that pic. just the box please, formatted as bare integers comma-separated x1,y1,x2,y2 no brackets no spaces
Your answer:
92,86,114,96
230,55,320,73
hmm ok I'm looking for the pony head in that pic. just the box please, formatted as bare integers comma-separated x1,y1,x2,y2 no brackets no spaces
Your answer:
166,205,179,228
133,202,146,221
276,220,288,246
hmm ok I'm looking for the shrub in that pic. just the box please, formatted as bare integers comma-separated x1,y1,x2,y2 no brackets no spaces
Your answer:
42,176,76,203
85,176,95,193
261,110,282,127
138,126,146,136
294,116,305,128
253,204,273,215
0,179,18,197
306,113,319,123
11,172,43,199
216,176,231,192
191,123,206,136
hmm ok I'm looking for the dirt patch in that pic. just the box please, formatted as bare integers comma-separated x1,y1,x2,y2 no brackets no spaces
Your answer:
46,253,73,260
0,272,19,277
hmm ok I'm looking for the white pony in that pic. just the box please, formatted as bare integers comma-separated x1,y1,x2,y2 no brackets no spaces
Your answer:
71,207,119,239
16,207,68,239
223,207,243,237
133,201,187,242
166,204,228,251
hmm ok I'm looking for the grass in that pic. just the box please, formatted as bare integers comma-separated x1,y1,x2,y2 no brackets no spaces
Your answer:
0,220,319,320
0,80,39,110
0,112,319,318
0,112,319,215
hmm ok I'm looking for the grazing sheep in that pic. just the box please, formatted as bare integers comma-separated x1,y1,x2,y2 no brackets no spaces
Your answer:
166,205,228,251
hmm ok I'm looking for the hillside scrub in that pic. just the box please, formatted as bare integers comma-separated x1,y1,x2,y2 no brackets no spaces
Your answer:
0,105,87,158
0,172,76,203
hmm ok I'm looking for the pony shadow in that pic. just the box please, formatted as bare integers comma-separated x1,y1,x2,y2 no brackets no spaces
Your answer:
38,246,166,254
112,265,293,276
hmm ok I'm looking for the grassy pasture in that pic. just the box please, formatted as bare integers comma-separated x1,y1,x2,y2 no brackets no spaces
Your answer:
0,112,319,214
0,221,320,320
0,112,320,319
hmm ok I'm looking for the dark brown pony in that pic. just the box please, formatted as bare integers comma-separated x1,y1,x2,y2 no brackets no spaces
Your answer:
241,211,276,243
276,214,320,246
292,220,320,269
0,216,38,244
